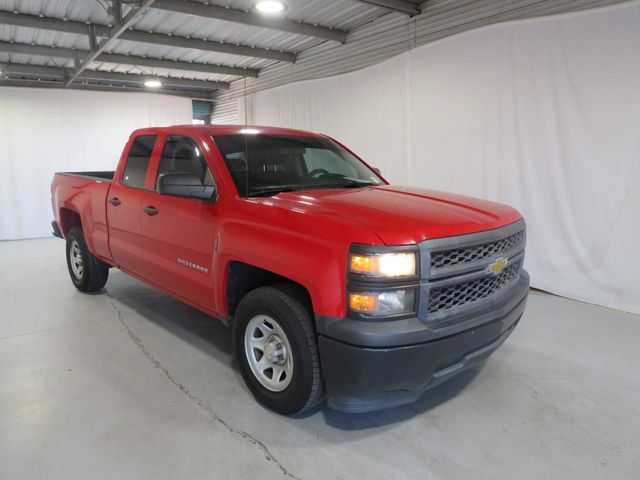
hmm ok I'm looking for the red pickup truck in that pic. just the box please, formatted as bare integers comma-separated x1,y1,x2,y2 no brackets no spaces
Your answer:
51,125,529,414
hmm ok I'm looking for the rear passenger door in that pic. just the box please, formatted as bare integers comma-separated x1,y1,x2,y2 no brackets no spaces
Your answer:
107,134,158,276
139,134,220,310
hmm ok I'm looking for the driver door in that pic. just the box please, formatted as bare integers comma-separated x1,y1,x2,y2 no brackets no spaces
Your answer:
139,134,220,311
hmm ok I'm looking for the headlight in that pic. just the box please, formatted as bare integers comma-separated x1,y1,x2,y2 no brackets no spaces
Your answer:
350,251,417,278
349,289,416,316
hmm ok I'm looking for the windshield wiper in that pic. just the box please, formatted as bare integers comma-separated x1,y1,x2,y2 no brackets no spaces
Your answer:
248,186,298,197
321,179,377,189
248,178,377,197
248,184,326,197
316,174,378,188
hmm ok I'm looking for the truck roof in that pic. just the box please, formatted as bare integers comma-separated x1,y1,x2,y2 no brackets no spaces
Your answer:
131,124,322,137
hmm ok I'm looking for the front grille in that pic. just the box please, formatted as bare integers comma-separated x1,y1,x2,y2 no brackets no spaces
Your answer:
430,230,525,270
428,260,521,315
419,219,526,324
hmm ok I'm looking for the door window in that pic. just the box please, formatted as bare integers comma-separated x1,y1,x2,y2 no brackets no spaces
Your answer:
157,135,214,190
122,135,157,188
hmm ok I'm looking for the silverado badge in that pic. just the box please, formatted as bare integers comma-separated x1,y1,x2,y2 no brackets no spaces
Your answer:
487,257,508,275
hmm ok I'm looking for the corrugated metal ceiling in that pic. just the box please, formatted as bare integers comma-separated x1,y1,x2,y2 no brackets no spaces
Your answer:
0,0,391,86
0,0,631,104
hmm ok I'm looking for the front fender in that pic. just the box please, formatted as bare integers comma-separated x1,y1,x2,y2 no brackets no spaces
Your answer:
215,214,381,318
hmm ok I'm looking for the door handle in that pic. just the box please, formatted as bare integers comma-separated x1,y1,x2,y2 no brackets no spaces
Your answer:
143,206,159,216
108,197,121,206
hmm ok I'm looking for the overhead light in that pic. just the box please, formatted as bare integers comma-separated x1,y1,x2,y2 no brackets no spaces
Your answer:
254,0,286,14
144,79,162,88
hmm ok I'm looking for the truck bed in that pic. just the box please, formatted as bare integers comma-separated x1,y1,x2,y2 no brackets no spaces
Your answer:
51,171,113,260
55,171,115,182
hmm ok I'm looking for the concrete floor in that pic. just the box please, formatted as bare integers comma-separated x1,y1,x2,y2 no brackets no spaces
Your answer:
1,238,638,480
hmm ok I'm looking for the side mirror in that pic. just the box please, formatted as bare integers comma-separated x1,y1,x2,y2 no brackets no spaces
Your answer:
373,167,382,175
158,173,216,201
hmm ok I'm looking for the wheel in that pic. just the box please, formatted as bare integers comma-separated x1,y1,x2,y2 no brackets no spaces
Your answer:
65,227,109,292
233,284,324,415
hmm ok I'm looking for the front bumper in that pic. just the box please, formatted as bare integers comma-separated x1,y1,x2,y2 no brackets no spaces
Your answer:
317,271,529,413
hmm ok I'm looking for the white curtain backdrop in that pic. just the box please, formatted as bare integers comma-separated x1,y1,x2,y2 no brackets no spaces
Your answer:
238,1,640,314
0,88,192,240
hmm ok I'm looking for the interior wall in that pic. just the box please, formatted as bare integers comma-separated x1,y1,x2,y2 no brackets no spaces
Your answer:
239,1,640,314
0,88,192,240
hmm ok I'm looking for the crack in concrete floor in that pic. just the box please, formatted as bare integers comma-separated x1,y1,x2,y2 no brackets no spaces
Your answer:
105,290,302,480
0,318,104,341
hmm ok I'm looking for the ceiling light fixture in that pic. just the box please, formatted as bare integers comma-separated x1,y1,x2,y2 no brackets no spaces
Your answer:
144,79,162,88
255,0,286,14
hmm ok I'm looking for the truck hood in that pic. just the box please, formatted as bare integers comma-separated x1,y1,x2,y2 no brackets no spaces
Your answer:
266,185,522,245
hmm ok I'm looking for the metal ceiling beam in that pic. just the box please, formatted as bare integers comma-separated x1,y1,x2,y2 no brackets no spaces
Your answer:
0,10,296,63
356,0,421,15
0,41,76,58
0,10,87,35
65,0,158,86
0,41,260,77
79,70,228,90
117,30,295,63
152,0,348,43
0,77,216,100
98,53,259,78
1,63,62,79
1,62,229,90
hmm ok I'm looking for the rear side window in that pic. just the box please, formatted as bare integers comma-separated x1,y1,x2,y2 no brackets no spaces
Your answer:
156,135,214,189
122,135,157,188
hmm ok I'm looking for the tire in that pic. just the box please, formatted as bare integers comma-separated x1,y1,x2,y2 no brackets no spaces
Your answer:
233,284,324,415
65,227,109,292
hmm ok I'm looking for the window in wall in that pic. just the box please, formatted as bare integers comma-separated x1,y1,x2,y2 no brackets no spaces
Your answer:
192,100,212,125
157,135,214,189
122,135,157,188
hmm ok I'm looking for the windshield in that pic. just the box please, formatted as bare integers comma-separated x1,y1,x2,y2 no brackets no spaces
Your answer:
212,134,384,197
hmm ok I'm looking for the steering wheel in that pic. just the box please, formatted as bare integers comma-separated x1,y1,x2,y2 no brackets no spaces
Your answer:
309,168,330,177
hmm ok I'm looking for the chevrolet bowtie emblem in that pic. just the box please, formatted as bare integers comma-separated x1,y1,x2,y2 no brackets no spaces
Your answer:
487,257,508,275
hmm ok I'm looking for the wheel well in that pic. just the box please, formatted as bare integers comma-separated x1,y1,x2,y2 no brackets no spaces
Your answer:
59,208,82,236
226,261,312,318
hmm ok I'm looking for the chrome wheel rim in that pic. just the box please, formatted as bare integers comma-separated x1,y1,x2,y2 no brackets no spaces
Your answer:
244,314,293,392
69,240,84,279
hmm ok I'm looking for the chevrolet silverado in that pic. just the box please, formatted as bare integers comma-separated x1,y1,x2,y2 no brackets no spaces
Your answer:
50,125,529,414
